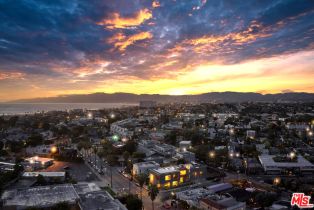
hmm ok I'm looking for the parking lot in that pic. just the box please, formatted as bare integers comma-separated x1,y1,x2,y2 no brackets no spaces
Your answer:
39,161,99,182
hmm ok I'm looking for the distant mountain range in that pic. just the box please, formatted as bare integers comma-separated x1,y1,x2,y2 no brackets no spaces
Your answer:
8,92,314,103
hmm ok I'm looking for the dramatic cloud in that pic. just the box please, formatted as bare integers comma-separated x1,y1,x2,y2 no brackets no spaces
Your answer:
97,8,152,29
0,0,314,101
108,31,153,51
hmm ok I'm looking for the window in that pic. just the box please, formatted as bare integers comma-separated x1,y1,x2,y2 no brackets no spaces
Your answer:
149,174,154,183
172,181,178,187
165,175,171,181
180,170,187,176
180,177,184,183
164,182,170,188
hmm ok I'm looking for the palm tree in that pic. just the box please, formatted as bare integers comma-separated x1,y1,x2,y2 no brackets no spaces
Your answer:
136,174,147,203
107,155,117,188
92,145,98,165
148,184,159,210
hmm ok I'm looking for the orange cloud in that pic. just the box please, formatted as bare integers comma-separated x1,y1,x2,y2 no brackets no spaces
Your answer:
109,31,153,51
0,71,24,80
181,21,271,53
152,1,160,8
97,9,152,29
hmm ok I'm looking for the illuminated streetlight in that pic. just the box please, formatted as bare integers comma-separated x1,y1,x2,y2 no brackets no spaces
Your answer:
87,112,93,119
229,129,234,135
112,135,119,141
235,153,240,158
309,131,313,136
122,137,128,142
289,152,296,159
306,127,310,132
209,151,215,158
51,146,57,154
229,153,234,158
273,177,281,185
110,113,115,119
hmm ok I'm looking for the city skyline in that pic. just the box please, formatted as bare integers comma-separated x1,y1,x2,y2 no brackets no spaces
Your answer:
1,0,314,101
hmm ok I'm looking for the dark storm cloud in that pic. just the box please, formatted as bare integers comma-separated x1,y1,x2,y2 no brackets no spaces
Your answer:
0,0,313,80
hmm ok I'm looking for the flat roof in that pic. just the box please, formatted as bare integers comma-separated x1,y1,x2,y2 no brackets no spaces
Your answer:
134,161,159,167
258,155,314,168
23,172,65,177
2,184,79,208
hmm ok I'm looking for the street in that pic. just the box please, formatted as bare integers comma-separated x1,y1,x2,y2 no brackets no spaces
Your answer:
81,151,163,210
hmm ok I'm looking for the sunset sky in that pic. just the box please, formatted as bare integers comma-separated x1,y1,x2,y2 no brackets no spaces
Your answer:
0,0,314,101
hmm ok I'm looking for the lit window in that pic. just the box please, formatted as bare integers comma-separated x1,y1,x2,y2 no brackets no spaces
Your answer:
194,172,197,176
200,171,203,175
180,170,187,176
149,174,154,183
173,174,177,178
172,181,178,187
165,175,171,181
180,177,184,183
157,184,161,188
164,182,170,188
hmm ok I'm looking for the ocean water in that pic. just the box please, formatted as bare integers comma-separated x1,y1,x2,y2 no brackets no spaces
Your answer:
0,103,138,115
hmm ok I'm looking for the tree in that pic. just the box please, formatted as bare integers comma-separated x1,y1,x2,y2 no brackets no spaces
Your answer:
165,131,177,145
123,151,130,166
148,184,159,210
126,194,143,210
27,134,43,147
36,174,47,185
52,202,71,210
136,173,147,203
107,155,118,188
255,192,277,208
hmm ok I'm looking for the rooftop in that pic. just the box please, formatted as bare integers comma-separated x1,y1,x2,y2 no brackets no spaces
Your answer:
1,184,79,208
258,155,314,168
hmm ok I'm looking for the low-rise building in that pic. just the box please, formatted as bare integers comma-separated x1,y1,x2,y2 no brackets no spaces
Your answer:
22,172,66,182
258,155,314,175
132,161,160,176
200,196,246,210
149,162,206,190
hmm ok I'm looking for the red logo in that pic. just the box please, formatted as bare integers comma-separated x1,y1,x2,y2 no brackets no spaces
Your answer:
291,193,313,208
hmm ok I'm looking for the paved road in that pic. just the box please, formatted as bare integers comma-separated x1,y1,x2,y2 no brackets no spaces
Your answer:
81,151,163,210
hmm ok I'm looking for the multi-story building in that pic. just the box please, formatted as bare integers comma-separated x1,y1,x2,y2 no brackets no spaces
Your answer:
149,162,206,190
110,119,135,138
132,161,160,176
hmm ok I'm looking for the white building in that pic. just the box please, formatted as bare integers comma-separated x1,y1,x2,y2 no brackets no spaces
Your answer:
132,161,160,176
179,141,192,152
258,155,314,175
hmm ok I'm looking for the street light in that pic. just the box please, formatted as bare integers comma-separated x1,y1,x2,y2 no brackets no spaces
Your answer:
209,151,215,158
110,113,115,119
289,152,296,159
273,177,281,185
308,131,313,136
51,146,57,154
112,135,119,141
87,112,93,119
